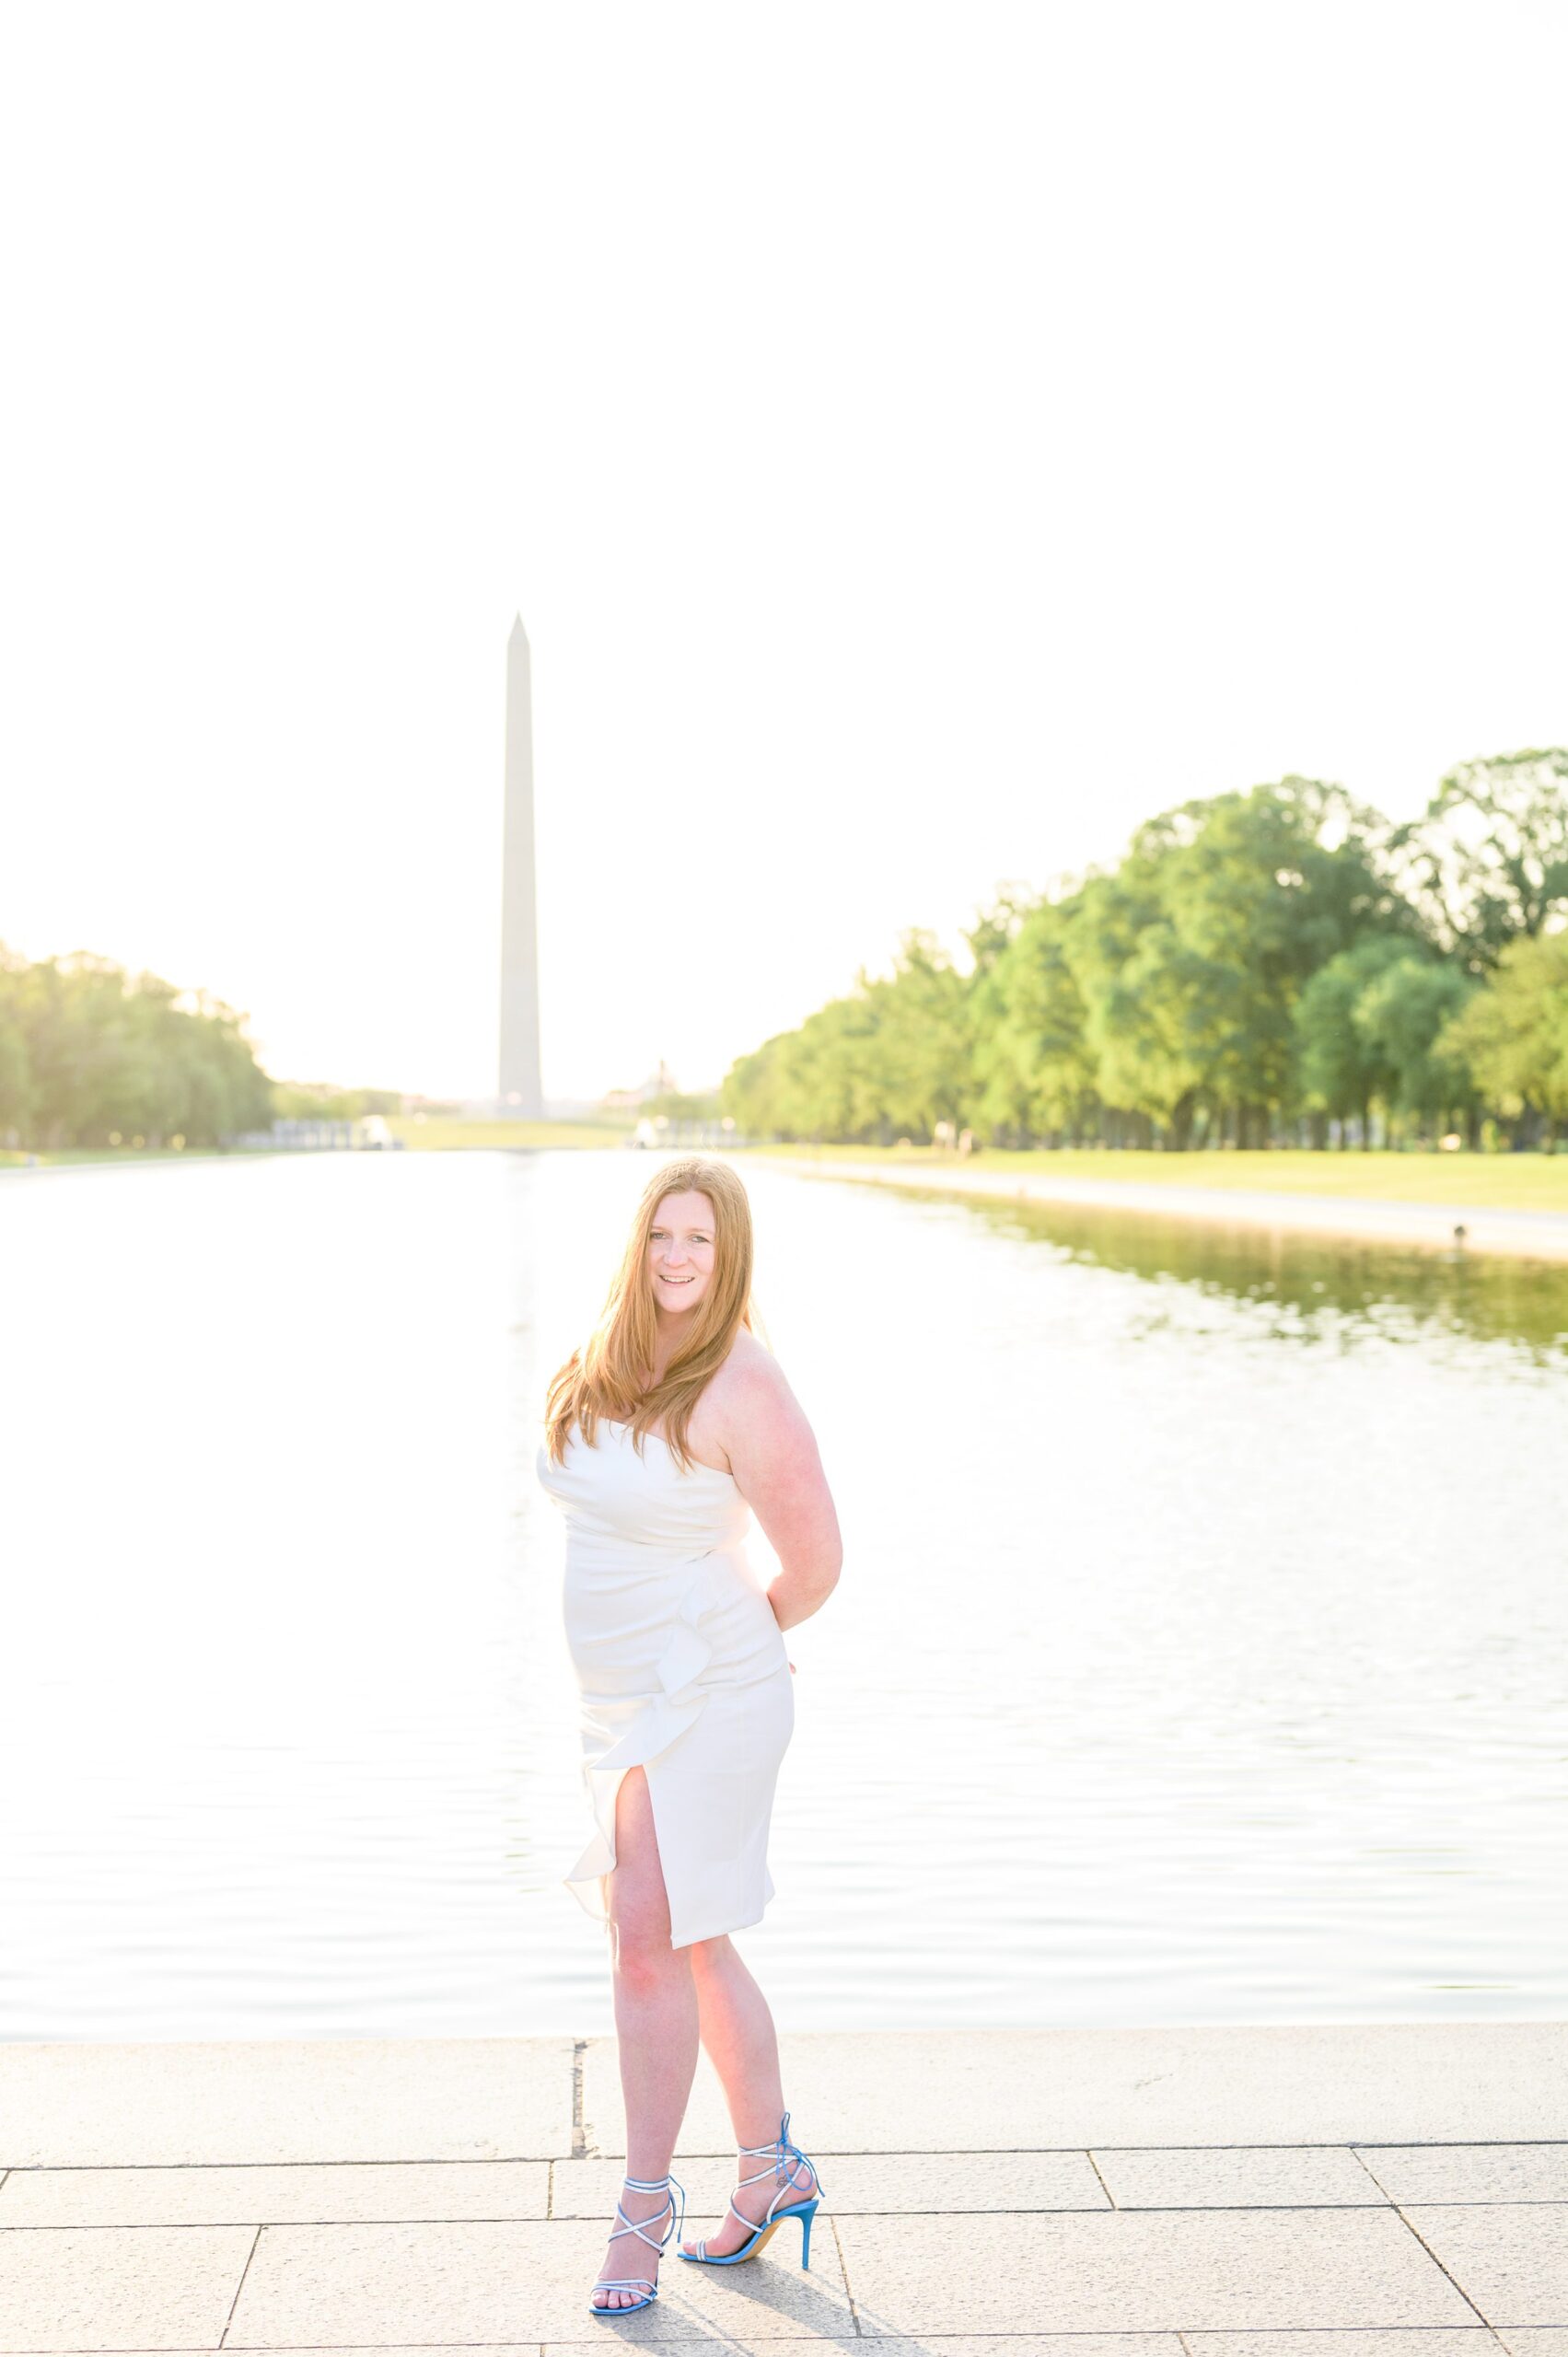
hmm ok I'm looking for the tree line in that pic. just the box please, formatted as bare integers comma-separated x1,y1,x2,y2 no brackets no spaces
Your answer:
722,750,1568,1150
0,948,274,1149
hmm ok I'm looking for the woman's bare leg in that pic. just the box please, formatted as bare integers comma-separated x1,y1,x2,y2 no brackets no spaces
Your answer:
678,1933,819,2258
592,1763,699,2311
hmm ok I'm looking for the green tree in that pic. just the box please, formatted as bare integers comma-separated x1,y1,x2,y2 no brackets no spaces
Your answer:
1065,860,1189,1144
1131,778,1417,1142
1388,749,1568,971
854,929,971,1141
1438,931,1568,1139
1,952,272,1148
971,890,1099,1142
1353,958,1476,1135
785,996,889,1140
720,759,1562,1157
0,946,37,1137
1295,936,1418,1143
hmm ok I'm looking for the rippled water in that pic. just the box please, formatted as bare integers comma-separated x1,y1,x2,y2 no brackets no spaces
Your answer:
2,1147,1565,2040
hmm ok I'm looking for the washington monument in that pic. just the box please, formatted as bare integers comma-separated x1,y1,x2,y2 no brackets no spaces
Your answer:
497,615,543,1118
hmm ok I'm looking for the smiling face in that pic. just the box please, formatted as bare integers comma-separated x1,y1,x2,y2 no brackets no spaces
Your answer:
646,1189,717,1318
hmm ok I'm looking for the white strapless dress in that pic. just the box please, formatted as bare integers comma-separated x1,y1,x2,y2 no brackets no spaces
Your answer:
535,1418,796,1949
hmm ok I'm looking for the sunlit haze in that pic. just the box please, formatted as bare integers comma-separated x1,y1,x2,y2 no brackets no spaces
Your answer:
3,2,1563,1103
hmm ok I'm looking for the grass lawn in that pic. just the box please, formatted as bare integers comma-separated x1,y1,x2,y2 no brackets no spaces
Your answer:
0,1120,633,1169
754,1141,1568,1214
0,1145,215,1171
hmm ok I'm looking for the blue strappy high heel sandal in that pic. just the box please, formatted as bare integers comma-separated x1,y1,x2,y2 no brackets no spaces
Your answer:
588,2168,685,2316
677,2109,824,2270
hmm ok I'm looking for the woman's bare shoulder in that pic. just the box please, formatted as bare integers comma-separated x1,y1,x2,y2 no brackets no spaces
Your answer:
707,1332,799,1434
713,1329,782,1389
707,1333,831,1513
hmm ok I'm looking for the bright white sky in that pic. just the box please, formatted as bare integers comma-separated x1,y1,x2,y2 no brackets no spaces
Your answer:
2,3,1564,1105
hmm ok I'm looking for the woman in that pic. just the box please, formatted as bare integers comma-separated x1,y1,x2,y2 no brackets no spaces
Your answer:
537,1155,843,2316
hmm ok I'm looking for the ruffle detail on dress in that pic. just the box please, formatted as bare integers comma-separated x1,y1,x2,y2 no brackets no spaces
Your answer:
592,1559,716,1770
563,1562,717,1911
654,1563,717,1697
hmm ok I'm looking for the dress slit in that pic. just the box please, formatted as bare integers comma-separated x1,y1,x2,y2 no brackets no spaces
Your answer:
538,1418,795,1950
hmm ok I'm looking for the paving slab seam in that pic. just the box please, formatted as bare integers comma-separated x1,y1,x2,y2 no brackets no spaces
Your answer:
215,2220,261,2349
1077,2142,1568,2154
827,2208,863,2335
1353,2152,1403,2199
1389,2202,1504,2331
590,2140,1544,2159
569,2042,587,2161
1177,2338,1506,2349
1087,2200,1399,2212
0,2153,570,2174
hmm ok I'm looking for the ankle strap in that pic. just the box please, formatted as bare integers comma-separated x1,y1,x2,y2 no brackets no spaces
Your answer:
607,2170,686,2258
738,2107,803,2163
733,2107,821,2213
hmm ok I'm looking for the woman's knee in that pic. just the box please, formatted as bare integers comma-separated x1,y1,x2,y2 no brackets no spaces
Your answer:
610,1911,685,1994
689,1932,733,1978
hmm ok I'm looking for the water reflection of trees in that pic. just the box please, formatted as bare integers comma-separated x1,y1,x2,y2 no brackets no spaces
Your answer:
951,1189,1568,1361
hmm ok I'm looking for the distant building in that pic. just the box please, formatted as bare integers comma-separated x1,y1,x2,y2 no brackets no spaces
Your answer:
601,1062,679,1116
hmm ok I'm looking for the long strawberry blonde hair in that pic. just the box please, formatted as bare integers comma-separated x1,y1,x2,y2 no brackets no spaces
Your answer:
543,1155,763,1474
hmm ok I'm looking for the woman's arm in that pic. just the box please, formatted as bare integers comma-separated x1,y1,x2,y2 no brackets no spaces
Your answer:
718,1355,842,1634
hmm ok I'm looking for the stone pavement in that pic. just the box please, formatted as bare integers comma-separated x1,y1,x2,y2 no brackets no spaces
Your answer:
761,1153,1568,1263
1,2024,1565,2351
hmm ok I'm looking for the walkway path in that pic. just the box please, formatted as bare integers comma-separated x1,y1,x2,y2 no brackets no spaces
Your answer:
3,2022,1564,2349
761,1154,1568,1262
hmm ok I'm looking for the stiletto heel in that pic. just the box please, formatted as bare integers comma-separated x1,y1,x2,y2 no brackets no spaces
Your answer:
677,2109,825,2270
587,2169,684,2315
